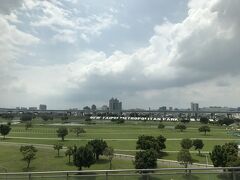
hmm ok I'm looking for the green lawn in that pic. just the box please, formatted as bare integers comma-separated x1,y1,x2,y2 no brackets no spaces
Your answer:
0,121,239,173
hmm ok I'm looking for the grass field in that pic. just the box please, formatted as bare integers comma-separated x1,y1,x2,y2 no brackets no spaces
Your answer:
0,119,239,172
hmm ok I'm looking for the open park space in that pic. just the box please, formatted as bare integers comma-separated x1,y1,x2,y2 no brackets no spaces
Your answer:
0,117,239,173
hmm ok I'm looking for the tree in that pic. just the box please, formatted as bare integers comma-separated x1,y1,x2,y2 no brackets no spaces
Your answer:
200,117,209,124
87,139,108,160
71,127,86,137
25,121,32,130
65,146,74,163
2,113,14,120
136,135,156,150
218,118,235,126
136,135,166,157
73,146,96,170
134,149,157,172
0,124,11,139
193,139,204,155
177,149,193,169
175,124,186,132
158,123,165,129
56,127,68,141
40,114,53,121
20,145,37,169
198,126,210,135
20,113,33,122
210,143,238,167
53,143,63,157
156,135,166,155
103,147,114,169
180,138,193,149
180,117,190,124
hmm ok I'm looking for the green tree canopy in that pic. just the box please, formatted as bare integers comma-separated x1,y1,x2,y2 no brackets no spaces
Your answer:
136,135,166,157
218,118,234,126
87,139,108,160
71,127,86,136
25,121,32,130
56,127,68,141
0,124,11,139
103,147,114,169
53,143,63,157
180,138,193,149
175,124,186,132
200,117,209,124
73,146,96,170
193,139,204,155
198,126,210,135
20,145,37,169
20,113,33,122
177,149,193,168
65,146,74,163
210,142,238,167
134,149,158,172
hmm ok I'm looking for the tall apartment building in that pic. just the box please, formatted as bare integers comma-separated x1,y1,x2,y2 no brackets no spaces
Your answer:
39,104,47,111
109,98,122,112
191,102,199,111
91,104,97,111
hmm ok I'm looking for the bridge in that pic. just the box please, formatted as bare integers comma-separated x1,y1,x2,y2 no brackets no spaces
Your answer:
1,108,240,120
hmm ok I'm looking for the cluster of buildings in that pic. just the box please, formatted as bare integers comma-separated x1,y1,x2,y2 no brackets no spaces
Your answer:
16,104,47,111
13,100,240,113
83,98,123,113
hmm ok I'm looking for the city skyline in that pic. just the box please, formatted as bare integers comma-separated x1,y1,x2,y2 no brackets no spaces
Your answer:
1,0,240,109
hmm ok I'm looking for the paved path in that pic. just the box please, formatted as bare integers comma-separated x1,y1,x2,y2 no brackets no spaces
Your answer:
114,153,213,168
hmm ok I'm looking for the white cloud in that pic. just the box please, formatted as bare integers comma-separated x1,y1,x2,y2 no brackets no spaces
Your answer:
1,0,240,108
52,29,76,44
28,1,118,43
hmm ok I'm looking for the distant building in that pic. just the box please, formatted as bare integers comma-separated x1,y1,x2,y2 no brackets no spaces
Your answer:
39,104,47,111
109,98,122,112
191,102,199,111
91,104,97,111
169,107,173,111
29,107,37,110
159,106,167,111
20,107,27,110
101,105,109,111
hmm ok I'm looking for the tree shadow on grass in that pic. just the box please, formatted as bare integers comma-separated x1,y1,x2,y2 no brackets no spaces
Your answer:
159,151,168,158
65,162,74,166
54,155,64,158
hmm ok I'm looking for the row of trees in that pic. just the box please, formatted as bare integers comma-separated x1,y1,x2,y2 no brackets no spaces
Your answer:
158,123,211,135
20,139,115,170
56,127,86,141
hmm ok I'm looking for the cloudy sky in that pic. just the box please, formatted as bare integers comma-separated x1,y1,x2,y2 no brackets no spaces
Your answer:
0,0,240,110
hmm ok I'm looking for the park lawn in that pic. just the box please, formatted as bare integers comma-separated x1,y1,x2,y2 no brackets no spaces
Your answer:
0,145,134,172
0,145,229,180
8,123,231,140
3,137,236,152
